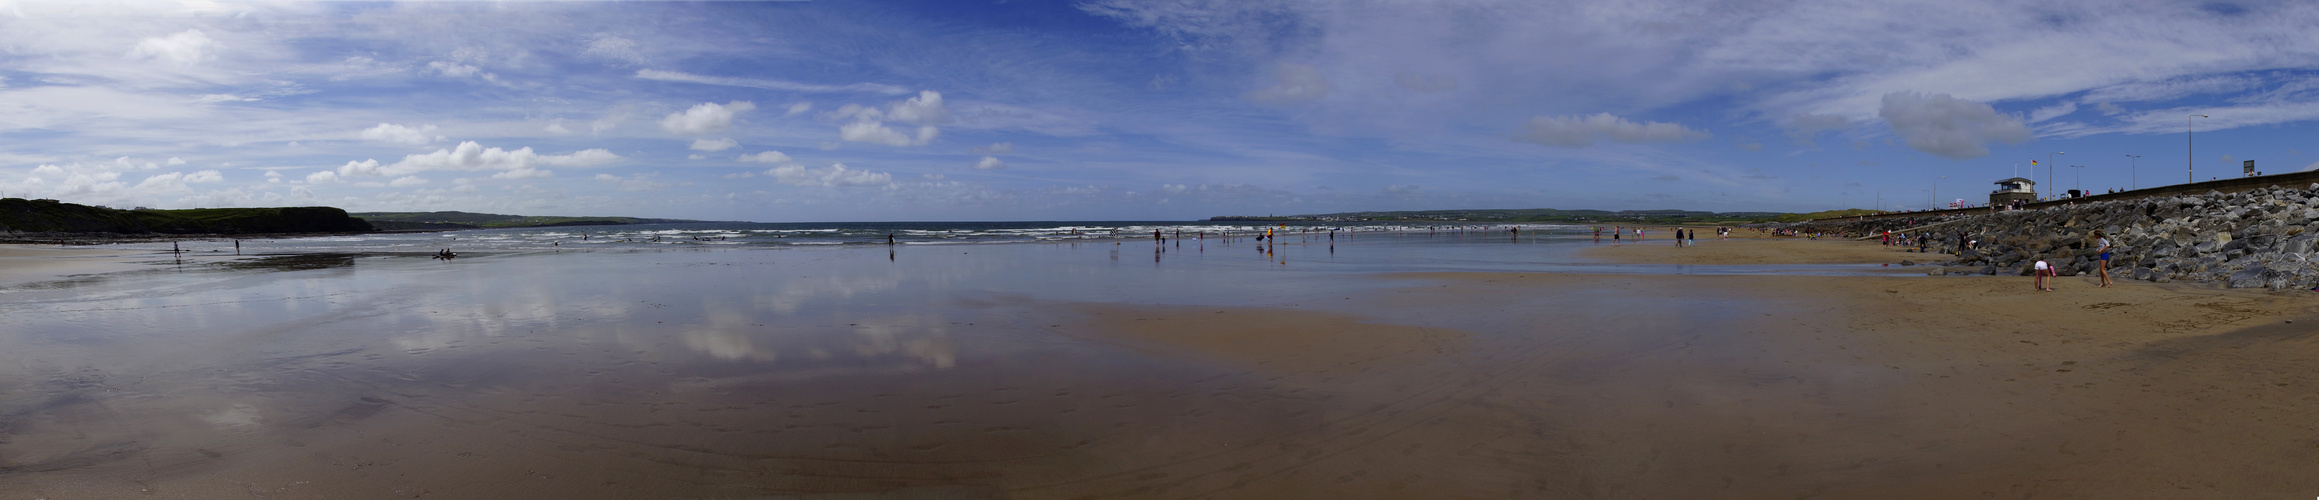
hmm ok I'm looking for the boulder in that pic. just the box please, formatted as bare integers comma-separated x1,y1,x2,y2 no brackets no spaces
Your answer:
2287,235,2319,255
2228,266,2275,288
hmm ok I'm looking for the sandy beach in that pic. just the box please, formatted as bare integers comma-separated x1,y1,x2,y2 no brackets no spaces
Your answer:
0,245,161,288
2,233,2316,498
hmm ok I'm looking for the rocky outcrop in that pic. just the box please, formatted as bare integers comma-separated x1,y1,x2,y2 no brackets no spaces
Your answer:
1773,184,2319,290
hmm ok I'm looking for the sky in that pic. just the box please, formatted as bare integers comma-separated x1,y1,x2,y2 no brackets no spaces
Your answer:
3,0,2318,221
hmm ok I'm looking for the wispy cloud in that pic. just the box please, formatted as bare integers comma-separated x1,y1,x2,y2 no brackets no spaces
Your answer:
635,69,910,95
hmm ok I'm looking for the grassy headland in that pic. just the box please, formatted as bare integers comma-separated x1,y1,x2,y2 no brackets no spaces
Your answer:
0,198,373,235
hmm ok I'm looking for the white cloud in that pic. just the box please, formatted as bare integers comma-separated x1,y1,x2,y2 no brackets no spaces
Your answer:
661,101,756,135
973,142,1015,155
583,34,645,65
337,141,621,178
766,162,892,187
388,175,429,187
427,61,484,78
491,168,553,180
359,123,441,145
884,91,949,126
2094,102,2127,115
264,171,282,183
1519,113,1710,148
1877,91,2031,159
690,138,739,151
839,121,938,147
544,122,572,134
129,30,219,66
165,157,186,166
134,170,221,191
736,151,793,163
688,154,707,160
335,159,381,177
1248,63,1332,103
2028,102,2078,123
306,170,340,183
634,69,912,95
787,102,813,116
592,106,633,134
833,91,948,147
973,156,1006,170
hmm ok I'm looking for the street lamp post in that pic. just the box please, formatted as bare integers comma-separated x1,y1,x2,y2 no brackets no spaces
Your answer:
1922,190,1932,211
2048,152,2064,199
2125,154,2141,190
2189,114,2208,184
1934,176,1945,210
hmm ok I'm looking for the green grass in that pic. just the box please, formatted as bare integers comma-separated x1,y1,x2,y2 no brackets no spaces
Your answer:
0,198,373,234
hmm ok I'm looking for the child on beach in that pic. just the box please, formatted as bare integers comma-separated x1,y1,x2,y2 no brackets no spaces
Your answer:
2033,258,2056,292
2095,230,2114,288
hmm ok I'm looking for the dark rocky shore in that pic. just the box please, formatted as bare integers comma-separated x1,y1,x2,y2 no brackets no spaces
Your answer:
1773,185,2319,290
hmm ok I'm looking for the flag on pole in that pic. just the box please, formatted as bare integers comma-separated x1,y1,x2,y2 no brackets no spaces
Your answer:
2030,160,2039,165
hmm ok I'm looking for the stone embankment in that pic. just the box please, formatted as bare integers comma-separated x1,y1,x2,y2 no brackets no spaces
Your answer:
1773,184,2319,290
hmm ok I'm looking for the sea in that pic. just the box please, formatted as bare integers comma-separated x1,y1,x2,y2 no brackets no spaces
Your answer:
104,221,1521,252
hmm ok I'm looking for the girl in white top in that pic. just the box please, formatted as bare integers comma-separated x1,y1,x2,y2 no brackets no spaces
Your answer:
2095,230,2114,288
2033,259,2055,292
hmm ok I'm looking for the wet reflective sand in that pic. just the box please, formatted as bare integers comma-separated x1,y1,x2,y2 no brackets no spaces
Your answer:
4,235,2318,498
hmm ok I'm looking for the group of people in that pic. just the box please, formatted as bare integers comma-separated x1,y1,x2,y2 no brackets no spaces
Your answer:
1589,225,1732,246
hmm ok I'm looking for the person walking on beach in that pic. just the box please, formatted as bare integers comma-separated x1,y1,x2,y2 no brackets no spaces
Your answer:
2095,230,2115,288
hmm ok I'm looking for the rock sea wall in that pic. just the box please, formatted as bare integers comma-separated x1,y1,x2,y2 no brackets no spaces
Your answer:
1776,185,2319,290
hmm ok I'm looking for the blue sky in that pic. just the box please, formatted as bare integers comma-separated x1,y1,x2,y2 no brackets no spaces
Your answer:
3,0,2317,221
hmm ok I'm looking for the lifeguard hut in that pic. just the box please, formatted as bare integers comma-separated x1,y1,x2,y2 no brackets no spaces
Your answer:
1990,177,2036,206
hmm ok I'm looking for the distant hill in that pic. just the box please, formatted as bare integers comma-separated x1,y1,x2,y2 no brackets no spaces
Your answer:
0,198,374,235
1209,208,1788,224
351,211,711,230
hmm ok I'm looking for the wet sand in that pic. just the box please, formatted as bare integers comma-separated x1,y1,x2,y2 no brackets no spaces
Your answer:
1578,233,1942,265
0,245,156,288
3,235,2317,498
